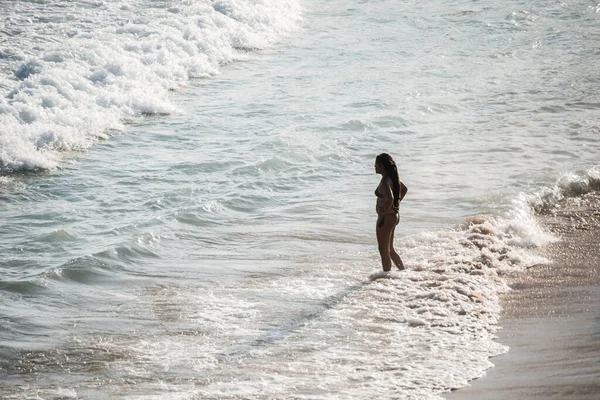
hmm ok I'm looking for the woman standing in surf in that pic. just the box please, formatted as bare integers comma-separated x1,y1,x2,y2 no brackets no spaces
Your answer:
374,153,407,272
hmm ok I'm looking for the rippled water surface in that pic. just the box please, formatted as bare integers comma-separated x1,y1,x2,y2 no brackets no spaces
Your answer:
1,0,599,398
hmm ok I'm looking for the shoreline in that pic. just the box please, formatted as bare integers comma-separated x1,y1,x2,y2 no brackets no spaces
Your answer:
446,192,600,399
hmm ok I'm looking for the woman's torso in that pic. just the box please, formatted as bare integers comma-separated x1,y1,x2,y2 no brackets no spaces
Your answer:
375,176,397,216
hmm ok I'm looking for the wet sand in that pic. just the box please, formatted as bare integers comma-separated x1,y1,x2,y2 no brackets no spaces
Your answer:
446,192,600,399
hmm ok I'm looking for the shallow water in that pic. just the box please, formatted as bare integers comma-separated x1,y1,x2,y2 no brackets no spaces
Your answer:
1,0,599,398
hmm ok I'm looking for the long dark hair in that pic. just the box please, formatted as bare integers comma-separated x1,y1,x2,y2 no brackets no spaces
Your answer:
376,153,400,209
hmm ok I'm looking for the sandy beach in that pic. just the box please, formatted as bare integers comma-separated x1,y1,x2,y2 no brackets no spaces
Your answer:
446,192,600,399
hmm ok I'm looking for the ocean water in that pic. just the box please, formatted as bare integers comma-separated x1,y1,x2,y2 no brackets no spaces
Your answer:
1,0,599,398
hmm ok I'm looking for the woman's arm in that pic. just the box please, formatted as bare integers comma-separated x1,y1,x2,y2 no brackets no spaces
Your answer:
399,180,408,202
377,178,395,228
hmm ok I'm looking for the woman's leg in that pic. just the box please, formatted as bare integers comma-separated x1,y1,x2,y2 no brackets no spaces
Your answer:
376,215,394,271
389,219,405,270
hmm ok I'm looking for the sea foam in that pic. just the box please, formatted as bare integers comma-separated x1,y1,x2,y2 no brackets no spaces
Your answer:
0,0,302,172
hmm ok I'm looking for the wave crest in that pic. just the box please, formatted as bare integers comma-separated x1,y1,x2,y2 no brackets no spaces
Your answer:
526,165,600,214
0,0,302,173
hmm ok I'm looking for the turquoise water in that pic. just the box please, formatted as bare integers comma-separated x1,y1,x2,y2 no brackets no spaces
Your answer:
1,0,599,398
